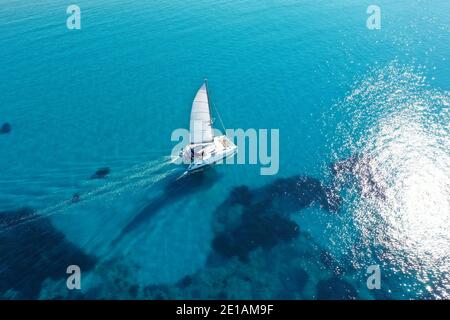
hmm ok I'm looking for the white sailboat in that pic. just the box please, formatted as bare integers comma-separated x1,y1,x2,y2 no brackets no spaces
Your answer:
179,80,237,173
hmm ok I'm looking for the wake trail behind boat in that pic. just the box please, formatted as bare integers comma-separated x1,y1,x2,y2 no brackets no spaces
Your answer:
0,156,180,233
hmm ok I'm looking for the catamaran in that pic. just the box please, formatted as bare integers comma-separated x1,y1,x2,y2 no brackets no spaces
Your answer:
179,80,237,173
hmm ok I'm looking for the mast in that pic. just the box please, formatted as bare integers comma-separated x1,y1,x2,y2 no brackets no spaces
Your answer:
206,79,227,133
204,79,213,128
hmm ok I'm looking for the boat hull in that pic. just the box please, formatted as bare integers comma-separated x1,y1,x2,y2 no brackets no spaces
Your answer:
187,145,237,172
180,135,237,173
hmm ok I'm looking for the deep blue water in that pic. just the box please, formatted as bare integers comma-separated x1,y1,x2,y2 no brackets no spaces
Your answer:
0,0,449,299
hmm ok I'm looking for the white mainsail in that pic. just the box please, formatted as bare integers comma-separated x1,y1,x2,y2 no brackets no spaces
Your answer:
189,82,214,144
179,81,238,174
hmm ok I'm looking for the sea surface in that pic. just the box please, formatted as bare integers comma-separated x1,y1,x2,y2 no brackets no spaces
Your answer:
0,0,449,299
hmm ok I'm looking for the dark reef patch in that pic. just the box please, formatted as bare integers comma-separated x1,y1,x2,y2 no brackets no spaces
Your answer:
331,156,360,177
0,208,97,299
264,176,341,213
210,175,341,261
316,277,358,300
0,122,11,134
90,167,111,179
331,155,386,199
219,175,342,221
177,275,193,289
228,185,253,206
71,193,81,203
212,204,300,261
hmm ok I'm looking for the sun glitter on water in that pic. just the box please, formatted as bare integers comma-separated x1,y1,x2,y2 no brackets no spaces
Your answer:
332,62,450,299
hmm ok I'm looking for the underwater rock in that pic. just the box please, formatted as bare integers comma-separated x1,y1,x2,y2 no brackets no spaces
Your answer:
212,203,300,261
229,185,253,206
177,275,193,289
210,174,343,262
71,193,81,203
222,177,342,217
331,156,360,176
0,122,11,134
265,176,341,213
316,277,358,300
0,208,97,299
90,167,110,179
331,155,385,199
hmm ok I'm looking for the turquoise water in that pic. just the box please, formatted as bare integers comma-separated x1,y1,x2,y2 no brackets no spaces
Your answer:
0,0,449,299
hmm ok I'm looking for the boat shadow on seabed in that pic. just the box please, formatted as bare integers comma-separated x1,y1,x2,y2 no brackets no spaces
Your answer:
111,168,222,246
